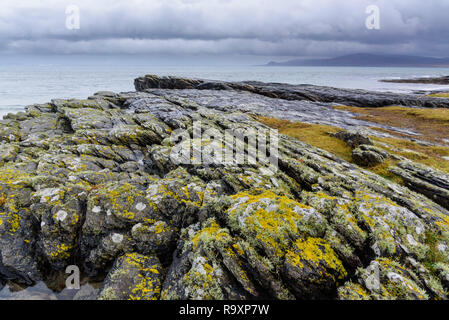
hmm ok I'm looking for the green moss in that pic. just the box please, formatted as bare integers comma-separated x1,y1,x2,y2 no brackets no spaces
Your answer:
422,231,449,276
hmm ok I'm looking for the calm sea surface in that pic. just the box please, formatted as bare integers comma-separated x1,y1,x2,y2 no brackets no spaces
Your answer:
1,65,449,118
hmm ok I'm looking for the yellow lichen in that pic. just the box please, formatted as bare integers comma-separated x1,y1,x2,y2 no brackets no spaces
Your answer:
286,237,347,281
50,243,73,259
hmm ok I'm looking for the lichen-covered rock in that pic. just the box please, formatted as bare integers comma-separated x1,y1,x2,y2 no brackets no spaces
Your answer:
31,184,88,270
352,144,389,167
0,144,19,165
161,219,265,300
0,168,41,285
344,259,431,300
1,77,449,300
98,253,164,300
391,161,449,210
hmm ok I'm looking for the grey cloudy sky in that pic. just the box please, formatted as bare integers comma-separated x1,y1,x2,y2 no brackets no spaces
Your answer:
1,0,449,62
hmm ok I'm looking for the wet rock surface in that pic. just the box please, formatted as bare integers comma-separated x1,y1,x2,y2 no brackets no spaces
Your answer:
0,75,448,300
136,75,449,109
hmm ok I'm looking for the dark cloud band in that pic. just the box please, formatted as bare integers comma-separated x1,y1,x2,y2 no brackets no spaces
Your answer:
1,0,448,57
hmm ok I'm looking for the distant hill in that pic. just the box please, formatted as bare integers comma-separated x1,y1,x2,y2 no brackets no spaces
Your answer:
266,53,449,67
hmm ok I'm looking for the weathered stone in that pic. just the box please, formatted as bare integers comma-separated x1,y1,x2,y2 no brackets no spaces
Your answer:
135,74,449,108
98,253,163,300
333,129,373,148
391,161,449,210
352,145,389,167
0,76,448,301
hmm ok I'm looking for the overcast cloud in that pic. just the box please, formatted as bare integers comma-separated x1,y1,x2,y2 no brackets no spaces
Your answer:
1,0,449,59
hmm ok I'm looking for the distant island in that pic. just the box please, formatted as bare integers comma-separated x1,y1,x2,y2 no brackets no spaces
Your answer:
266,53,449,67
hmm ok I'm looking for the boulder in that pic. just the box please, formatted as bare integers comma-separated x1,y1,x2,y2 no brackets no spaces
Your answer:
333,130,373,148
352,145,389,167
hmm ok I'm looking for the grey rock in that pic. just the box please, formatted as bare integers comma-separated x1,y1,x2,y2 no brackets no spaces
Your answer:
352,145,389,167
135,74,449,108
98,253,163,300
73,283,100,300
391,161,449,210
333,129,374,148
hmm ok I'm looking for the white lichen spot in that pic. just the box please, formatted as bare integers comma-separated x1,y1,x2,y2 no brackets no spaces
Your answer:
135,202,147,211
92,206,102,214
192,256,207,275
37,188,60,203
437,243,448,252
407,234,418,246
387,272,404,284
415,226,424,235
55,210,68,222
112,233,124,244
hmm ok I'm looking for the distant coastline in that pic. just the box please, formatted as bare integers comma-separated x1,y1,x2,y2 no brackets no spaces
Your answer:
266,53,449,68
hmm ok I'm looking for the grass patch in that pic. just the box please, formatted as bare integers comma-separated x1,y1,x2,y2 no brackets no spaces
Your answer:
258,117,405,183
373,136,449,174
258,116,449,184
333,105,449,145
257,117,353,162
369,159,403,184
423,231,448,276
428,93,449,98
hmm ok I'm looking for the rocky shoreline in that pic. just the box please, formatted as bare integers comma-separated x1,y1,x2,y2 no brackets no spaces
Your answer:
380,76,449,85
1,75,449,300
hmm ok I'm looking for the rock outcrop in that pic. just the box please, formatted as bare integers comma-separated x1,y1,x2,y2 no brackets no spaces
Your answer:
391,161,449,210
380,76,449,85
352,145,390,167
0,75,449,300
136,75,449,108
